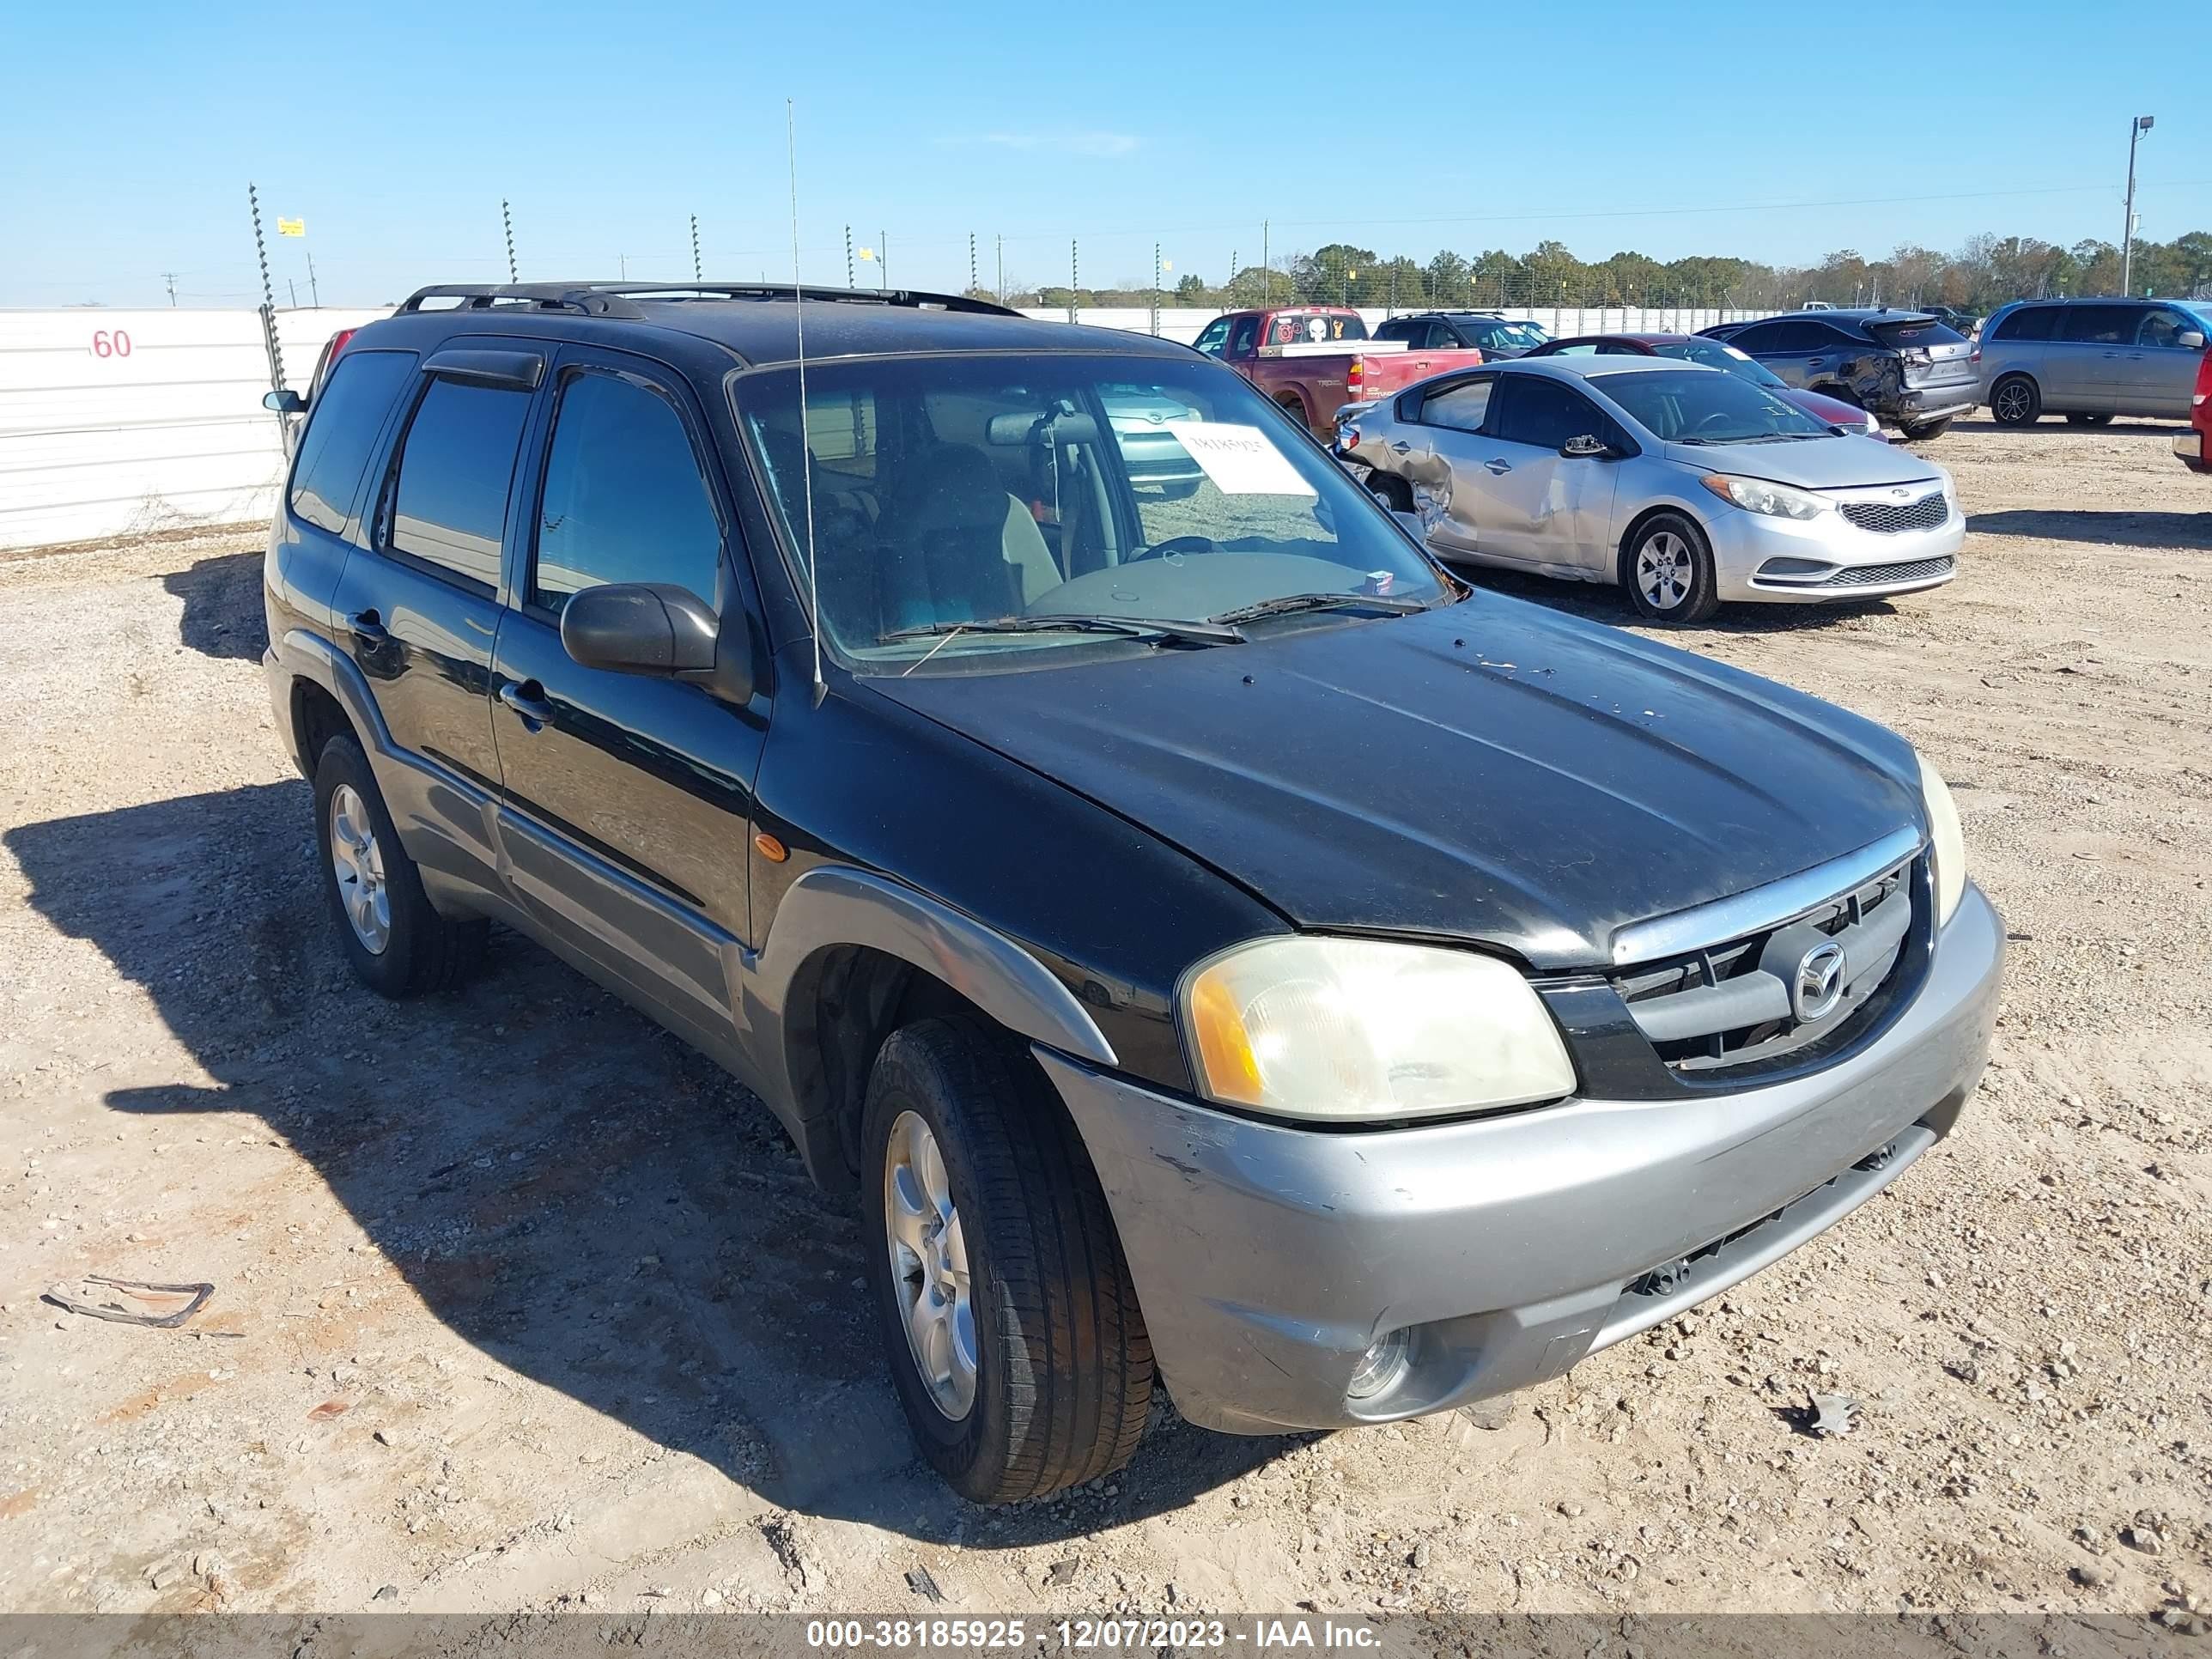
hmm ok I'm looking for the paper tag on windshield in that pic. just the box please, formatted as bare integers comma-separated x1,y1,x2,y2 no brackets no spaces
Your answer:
1164,421,1316,496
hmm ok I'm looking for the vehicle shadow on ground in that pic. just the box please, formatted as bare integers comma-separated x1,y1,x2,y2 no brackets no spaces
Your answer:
5,784,1300,1547
1966,509,2212,552
163,550,269,662
1460,565,1901,637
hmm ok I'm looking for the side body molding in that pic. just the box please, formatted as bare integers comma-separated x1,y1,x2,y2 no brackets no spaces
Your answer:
744,866,1119,1178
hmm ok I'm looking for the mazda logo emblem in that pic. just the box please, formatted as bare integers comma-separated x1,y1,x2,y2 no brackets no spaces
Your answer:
1793,941,1848,1022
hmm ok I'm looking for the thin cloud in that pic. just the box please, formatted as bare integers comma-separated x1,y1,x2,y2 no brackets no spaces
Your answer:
939,131,1139,158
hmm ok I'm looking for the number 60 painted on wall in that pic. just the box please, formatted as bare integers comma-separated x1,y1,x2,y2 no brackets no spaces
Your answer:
90,331,134,358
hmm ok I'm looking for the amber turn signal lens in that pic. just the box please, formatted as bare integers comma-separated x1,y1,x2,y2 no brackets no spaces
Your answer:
753,832,788,863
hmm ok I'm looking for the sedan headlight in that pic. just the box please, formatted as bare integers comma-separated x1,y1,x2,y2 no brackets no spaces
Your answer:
1182,937,1575,1123
1917,752,1966,927
1699,474,1830,520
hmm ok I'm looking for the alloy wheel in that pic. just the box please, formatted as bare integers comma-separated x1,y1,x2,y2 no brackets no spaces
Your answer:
1636,532,1693,611
884,1109,977,1419
1993,382,2033,423
328,783,391,954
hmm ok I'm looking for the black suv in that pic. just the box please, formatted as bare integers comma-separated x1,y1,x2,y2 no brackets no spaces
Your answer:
263,282,2002,1503
1372,311,1553,358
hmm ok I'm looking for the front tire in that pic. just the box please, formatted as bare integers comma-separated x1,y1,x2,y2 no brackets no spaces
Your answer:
2065,411,2113,428
861,1016,1153,1504
1900,418,1952,441
1622,513,1721,624
313,734,486,997
1990,374,2041,427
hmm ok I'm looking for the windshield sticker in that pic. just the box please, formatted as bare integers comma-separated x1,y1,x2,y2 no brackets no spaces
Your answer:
1164,421,1317,496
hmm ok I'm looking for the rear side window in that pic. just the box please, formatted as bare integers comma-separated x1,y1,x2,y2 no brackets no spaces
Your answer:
1419,377,1494,432
289,349,416,535
1372,318,1413,342
2059,306,2137,345
533,372,722,611
1227,318,1260,358
1490,376,1598,449
385,378,532,590
1992,306,2057,343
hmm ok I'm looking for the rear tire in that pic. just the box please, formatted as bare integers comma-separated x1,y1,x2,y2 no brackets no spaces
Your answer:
1367,472,1413,514
2065,411,2113,428
1989,374,2041,427
860,1015,1153,1504
1900,418,1952,441
313,734,486,998
1621,513,1722,624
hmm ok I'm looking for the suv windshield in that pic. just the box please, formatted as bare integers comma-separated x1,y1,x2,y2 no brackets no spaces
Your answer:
1469,320,1550,352
1590,368,1832,443
736,354,1447,674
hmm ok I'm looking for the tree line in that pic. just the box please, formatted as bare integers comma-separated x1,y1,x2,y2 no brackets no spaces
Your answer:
977,228,2212,315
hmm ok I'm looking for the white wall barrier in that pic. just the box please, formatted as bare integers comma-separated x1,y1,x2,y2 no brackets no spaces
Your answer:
2,301,1755,552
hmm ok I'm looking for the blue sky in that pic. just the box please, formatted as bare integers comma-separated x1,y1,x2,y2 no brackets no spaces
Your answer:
4,0,2207,308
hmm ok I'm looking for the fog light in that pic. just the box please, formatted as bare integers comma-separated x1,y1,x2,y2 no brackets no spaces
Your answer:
1346,1330,1410,1401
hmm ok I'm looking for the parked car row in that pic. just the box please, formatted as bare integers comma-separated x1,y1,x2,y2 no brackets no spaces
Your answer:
266,283,2000,1504
1973,297,2210,430
1697,310,1979,441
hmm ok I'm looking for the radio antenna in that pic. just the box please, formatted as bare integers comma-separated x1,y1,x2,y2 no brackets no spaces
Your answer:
787,98,825,701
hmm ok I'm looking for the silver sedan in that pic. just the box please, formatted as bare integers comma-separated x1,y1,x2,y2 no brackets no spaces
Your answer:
1335,356,1963,623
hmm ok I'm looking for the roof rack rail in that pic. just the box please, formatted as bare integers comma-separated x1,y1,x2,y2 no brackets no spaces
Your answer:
397,282,1020,319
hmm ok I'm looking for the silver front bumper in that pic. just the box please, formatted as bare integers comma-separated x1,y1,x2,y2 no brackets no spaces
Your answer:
1042,882,2002,1433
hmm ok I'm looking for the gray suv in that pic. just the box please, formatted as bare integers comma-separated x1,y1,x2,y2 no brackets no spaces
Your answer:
1979,298,2210,427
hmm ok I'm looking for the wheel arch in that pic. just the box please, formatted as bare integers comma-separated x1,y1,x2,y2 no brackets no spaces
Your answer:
751,866,1117,1190
1613,500,1711,587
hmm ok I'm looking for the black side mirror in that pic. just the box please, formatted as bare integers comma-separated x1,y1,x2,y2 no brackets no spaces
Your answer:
560,582,757,703
1559,433,1612,459
264,388,306,415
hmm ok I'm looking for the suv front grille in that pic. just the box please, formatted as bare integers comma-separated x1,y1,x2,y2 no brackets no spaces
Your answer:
1841,494,1949,534
1821,556,1954,587
1607,855,1917,1074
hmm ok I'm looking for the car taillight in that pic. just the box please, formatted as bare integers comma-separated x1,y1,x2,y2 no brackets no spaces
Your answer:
1346,356,1364,389
1970,345,1981,365
327,327,356,359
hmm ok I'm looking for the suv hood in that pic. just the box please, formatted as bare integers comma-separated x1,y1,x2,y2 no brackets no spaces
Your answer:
870,597,1923,969
1660,434,1941,490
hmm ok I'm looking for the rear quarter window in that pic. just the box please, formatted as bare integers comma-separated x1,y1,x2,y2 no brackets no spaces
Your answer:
289,349,418,536
1990,307,2057,343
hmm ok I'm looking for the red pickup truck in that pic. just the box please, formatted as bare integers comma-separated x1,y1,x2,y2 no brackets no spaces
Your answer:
1193,306,1485,441
2178,345,2211,475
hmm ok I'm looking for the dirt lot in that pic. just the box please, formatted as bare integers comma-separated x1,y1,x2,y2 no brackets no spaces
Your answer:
2,421,2209,1626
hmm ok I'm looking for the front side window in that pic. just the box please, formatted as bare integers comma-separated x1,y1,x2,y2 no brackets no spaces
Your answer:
385,378,532,589
2137,307,2197,348
532,370,722,611
1729,321,1785,354
1591,368,1832,444
1193,317,1231,356
1488,376,1601,449
289,349,417,535
736,354,1449,675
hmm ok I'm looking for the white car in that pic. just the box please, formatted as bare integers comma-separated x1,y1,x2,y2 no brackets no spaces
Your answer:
1336,356,1963,623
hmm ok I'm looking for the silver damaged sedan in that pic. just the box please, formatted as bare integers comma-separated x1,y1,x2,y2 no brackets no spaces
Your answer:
1337,356,1963,623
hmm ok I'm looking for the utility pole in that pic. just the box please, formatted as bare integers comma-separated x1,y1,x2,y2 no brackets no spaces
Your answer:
288,278,298,307
691,215,702,283
880,230,888,291
501,199,518,283
1261,219,1270,306
845,226,854,289
996,234,1003,305
306,249,319,307
2122,114,2154,295
161,270,178,307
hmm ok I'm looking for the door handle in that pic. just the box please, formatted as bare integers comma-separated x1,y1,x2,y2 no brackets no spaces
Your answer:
1806,358,1827,368
499,679,555,726
1484,459,1512,475
345,609,390,647
1388,440,1412,454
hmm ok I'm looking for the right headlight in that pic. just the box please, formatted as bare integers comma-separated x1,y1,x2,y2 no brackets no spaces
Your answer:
1181,936,1575,1124
1917,751,1966,927
1699,474,1830,520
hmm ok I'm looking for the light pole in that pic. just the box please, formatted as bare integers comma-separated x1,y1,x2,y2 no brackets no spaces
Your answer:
2122,114,2154,295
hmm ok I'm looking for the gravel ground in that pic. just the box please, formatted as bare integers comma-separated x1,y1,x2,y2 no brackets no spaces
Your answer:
1,421,2208,1627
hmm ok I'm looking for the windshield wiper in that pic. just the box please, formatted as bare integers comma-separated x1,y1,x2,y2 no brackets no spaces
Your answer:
1208,591,1433,626
881,614,1246,647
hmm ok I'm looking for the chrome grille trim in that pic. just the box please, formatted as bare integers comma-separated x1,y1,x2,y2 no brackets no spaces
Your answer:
1607,824,1924,967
